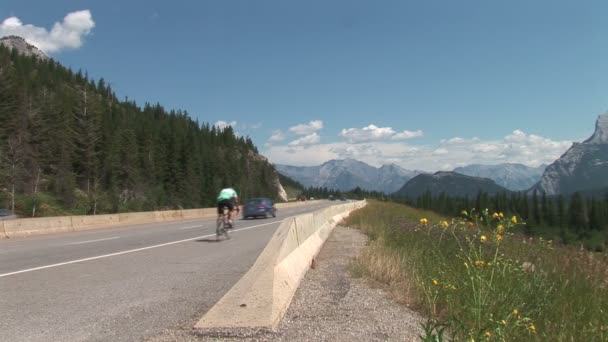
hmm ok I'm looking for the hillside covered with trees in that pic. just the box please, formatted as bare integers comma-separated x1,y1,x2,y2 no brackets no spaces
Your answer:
0,44,281,217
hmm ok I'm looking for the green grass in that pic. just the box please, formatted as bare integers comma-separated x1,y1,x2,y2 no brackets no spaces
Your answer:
345,200,608,341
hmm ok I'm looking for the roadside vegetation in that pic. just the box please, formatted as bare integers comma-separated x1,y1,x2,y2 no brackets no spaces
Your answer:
396,190,608,252
345,200,608,341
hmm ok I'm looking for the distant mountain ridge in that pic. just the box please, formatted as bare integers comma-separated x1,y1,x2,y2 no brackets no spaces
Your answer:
531,112,608,195
394,171,510,198
274,159,423,193
0,35,48,60
453,163,546,191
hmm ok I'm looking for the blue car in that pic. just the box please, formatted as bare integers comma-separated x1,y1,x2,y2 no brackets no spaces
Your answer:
242,198,276,219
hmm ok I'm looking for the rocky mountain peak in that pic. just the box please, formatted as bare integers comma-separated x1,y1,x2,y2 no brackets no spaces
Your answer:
531,112,608,195
584,112,608,144
0,35,48,60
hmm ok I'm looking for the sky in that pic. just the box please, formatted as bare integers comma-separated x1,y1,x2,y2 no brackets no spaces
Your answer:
1,1,608,171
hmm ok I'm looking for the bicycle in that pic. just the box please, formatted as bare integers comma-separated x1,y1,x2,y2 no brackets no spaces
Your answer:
216,206,232,240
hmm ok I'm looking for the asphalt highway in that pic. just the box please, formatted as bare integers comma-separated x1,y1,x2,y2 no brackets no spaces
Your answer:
0,201,333,342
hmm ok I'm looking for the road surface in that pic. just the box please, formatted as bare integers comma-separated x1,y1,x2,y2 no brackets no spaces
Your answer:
0,201,333,342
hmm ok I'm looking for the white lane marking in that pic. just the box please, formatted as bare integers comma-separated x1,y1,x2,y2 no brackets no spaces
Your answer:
0,220,284,278
178,225,203,230
68,237,120,245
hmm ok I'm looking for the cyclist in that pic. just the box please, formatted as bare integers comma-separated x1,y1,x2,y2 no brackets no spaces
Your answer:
216,187,239,227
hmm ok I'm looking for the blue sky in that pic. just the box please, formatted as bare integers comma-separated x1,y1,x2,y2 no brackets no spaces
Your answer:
1,1,607,171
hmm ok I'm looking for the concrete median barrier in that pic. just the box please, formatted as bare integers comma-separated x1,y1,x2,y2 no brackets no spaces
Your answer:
154,210,184,222
71,214,120,231
194,200,367,333
4,216,74,238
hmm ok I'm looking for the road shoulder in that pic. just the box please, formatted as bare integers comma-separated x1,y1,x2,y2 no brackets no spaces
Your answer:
147,225,423,341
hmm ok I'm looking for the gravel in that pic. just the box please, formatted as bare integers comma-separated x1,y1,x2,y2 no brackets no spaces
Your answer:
146,226,424,342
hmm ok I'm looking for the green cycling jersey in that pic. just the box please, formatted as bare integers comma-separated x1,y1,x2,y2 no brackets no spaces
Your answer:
217,188,238,202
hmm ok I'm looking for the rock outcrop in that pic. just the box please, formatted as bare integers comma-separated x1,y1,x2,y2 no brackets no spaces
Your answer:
531,113,608,195
0,35,48,60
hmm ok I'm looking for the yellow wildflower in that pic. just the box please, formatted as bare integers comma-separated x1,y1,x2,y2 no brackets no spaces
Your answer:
485,331,492,337
480,235,487,243
439,220,449,228
511,216,518,224
513,309,519,316
496,225,505,234
432,279,439,286
499,212,504,218
492,212,499,219
486,262,493,267
461,210,468,216
475,260,485,267
420,218,428,225
529,324,536,333
501,320,507,325
464,262,469,268
495,234,504,242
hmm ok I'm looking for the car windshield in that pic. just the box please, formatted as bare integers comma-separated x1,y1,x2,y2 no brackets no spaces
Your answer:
246,199,264,205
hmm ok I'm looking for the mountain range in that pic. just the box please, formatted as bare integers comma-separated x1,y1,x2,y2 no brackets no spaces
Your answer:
453,163,546,191
277,113,608,198
276,159,546,194
274,159,423,194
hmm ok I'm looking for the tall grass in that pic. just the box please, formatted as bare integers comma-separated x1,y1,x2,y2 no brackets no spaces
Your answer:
345,200,608,341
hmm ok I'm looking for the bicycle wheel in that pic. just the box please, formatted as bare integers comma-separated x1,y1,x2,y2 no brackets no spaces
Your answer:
216,216,222,240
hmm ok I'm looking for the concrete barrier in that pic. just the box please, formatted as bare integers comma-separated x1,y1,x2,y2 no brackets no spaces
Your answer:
4,216,74,238
71,214,120,231
0,199,324,239
154,210,184,222
194,200,366,332
0,220,6,238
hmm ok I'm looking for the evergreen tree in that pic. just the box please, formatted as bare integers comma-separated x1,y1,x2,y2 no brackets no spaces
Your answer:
569,192,588,237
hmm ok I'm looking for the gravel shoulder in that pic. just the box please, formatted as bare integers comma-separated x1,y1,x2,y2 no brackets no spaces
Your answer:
146,226,424,341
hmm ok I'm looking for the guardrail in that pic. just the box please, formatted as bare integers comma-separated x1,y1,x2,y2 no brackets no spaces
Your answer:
0,200,321,239
194,200,367,333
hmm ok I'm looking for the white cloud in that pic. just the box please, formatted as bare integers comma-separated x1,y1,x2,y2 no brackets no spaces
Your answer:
268,130,286,142
289,120,323,135
340,124,423,143
445,137,466,144
393,129,424,140
264,129,573,172
432,148,449,155
214,120,237,130
0,10,95,53
340,124,395,143
288,133,320,147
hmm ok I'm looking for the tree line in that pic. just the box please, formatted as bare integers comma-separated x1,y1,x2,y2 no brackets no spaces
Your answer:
301,186,387,201
0,44,280,217
397,190,608,251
